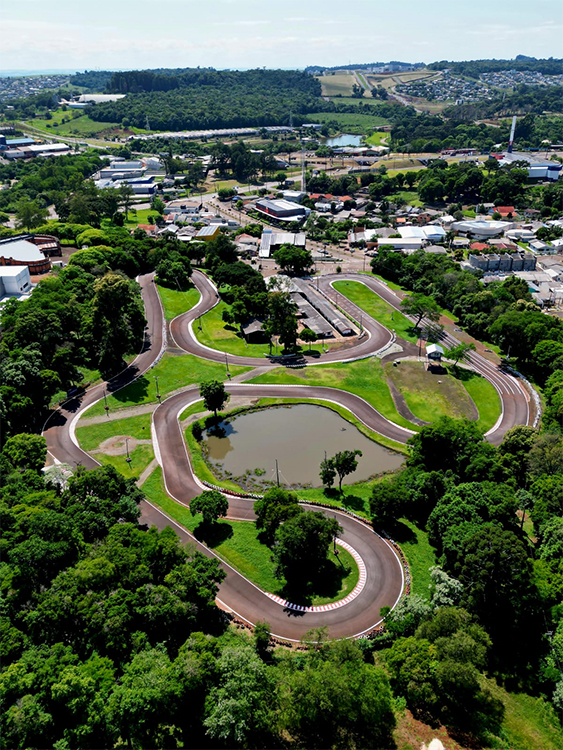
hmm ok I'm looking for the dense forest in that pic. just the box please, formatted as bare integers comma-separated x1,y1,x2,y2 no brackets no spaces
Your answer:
88,69,323,131
428,56,563,78
68,69,114,91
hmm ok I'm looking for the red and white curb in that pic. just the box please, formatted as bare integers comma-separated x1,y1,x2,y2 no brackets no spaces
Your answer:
264,539,367,613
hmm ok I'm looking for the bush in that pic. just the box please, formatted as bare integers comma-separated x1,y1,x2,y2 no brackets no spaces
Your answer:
191,421,203,441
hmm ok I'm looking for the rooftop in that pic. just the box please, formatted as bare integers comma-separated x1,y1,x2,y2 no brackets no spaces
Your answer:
0,238,45,262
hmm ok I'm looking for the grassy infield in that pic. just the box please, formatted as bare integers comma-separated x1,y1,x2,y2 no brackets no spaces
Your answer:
79,280,502,631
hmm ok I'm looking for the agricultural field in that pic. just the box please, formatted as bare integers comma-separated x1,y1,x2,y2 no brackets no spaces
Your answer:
308,111,390,133
316,72,356,97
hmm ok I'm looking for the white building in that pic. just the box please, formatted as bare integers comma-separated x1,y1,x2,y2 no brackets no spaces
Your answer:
0,266,32,298
452,220,513,239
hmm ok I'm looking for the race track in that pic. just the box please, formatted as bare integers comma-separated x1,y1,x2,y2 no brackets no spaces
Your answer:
43,268,533,640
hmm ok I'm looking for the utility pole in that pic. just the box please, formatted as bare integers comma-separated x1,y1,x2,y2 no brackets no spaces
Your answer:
155,376,161,402
225,352,230,378
275,459,280,487
125,438,131,464
104,388,109,416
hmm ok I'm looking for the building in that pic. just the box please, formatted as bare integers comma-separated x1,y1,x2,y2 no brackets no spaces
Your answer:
0,266,32,298
468,252,536,273
452,219,514,239
259,231,306,258
282,190,306,203
426,343,444,361
496,151,562,181
241,319,268,343
255,198,310,223
195,225,221,242
0,236,51,274
398,225,447,243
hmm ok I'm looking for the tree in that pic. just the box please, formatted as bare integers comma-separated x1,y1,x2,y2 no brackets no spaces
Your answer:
299,327,317,351
254,487,302,545
274,171,287,184
401,293,441,330
319,457,336,489
330,449,363,492
2,433,46,472
446,341,476,367
190,489,229,526
150,195,165,214
273,244,313,276
118,184,134,220
199,379,229,418
265,291,298,352
273,511,342,583
204,645,275,746
15,199,48,230
528,432,563,478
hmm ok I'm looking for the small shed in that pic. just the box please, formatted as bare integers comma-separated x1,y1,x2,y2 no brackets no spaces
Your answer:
426,343,444,362
241,318,268,344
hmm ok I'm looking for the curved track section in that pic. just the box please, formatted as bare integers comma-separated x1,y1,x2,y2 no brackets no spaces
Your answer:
44,267,533,641
170,270,393,365
316,273,531,445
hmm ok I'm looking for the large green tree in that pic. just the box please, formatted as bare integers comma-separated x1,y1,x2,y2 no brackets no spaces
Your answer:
273,511,341,584
199,379,229,418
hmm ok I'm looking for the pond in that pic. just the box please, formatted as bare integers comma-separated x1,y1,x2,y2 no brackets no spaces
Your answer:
324,134,363,148
204,404,404,487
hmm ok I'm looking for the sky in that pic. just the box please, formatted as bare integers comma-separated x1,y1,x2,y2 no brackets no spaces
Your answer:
1,0,562,73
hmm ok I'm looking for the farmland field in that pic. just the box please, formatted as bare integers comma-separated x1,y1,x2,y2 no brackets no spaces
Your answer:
28,113,119,135
308,111,389,133
317,72,356,97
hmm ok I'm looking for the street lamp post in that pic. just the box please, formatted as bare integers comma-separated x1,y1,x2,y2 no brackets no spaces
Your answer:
104,388,109,416
155,376,161,402
125,438,132,464
225,352,230,378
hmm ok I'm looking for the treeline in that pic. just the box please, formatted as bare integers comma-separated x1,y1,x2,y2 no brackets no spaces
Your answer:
391,113,511,152
68,69,115,91
371,415,563,719
444,85,563,123
0,152,104,212
106,68,321,96
428,57,563,78
0,221,201,438
370,249,563,388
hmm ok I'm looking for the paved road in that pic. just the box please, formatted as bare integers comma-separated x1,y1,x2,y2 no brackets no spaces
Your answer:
44,265,532,640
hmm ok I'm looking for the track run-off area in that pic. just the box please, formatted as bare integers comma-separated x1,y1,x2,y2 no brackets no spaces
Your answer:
43,269,533,641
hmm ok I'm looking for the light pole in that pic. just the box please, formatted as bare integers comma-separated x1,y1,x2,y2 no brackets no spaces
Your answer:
125,438,131,464
155,376,161,402
225,352,230,378
104,388,109,417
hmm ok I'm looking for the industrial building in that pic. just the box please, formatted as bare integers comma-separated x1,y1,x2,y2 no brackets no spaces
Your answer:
496,151,562,181
398,225,447,243
98,161,146,180
259,231,306,258
255,198,310,223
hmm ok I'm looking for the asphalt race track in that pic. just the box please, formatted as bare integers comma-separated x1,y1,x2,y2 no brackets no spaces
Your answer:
44,268,533,640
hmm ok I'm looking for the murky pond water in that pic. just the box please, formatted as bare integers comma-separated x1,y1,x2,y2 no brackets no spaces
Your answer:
324,134,363,147
205,405,403,487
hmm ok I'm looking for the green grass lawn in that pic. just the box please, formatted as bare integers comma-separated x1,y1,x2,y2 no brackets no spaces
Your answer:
195,300,333,357
388,191,423,208
123,208,159,228
157,284,201,321
250,358,416,431
484,678,563,750
49,365,102,407
86,353,250,417
333,279,416,343
141,466,359,606
94,443,154,478
76,413,152,451
28,113,119,135
385,360,478,424
308,111,390,132
365,131,390,146
448,366,502,433
392,518,437,599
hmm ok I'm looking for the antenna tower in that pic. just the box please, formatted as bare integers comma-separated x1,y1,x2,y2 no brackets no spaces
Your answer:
145,114,151,131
